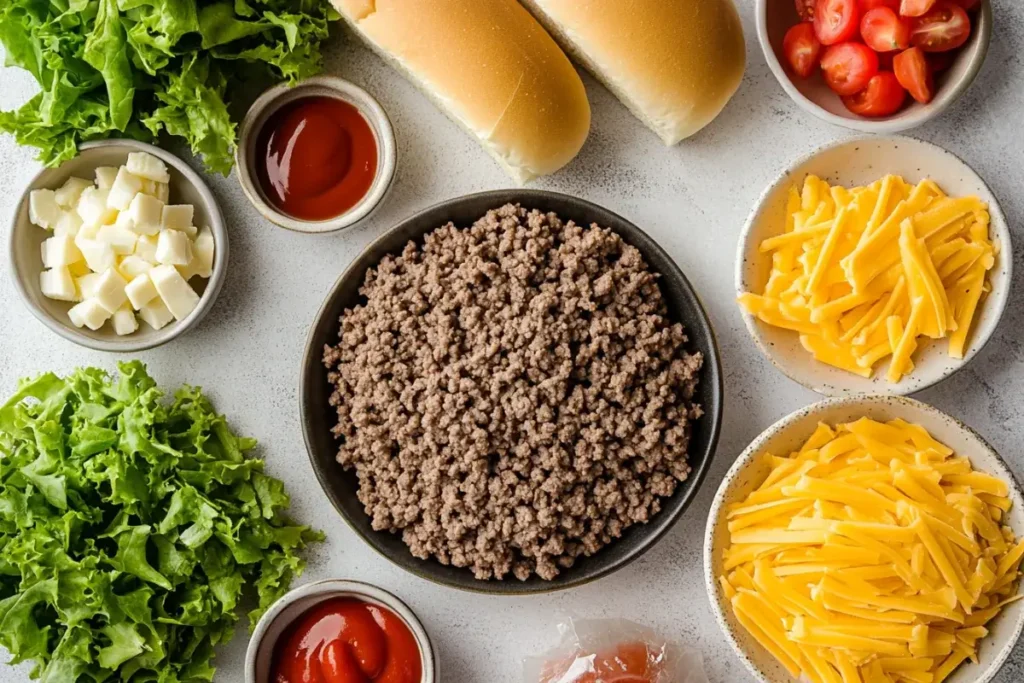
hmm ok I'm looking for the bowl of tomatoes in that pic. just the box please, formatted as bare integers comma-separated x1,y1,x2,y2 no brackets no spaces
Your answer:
757,0,991,132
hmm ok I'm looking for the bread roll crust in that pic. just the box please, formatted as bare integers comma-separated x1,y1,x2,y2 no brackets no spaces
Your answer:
334,0,591,182
520,0,746,145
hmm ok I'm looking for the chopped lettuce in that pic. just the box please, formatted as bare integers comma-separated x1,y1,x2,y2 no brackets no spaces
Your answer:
0,362,322,681
0,0,337,174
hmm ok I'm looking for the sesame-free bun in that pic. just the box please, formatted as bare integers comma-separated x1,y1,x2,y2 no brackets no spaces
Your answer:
333,0,591,183
519,0,746,145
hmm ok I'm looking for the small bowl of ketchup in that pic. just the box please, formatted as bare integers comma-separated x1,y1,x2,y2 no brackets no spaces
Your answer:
246,579,437,683
236,76,397,234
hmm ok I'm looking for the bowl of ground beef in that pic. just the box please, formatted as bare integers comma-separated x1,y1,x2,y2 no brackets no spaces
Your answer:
301,191,723,593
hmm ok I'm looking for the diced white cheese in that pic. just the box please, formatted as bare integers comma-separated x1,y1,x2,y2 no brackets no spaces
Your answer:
53,210,84,237
113,210,136,233
118,255,153,280
134,234,158,264
141,179,170,204
126,152,170,183
92,268,128,313
161,205,194,235
126,192,164,235
94,167,119,189
125,273,158,310
40,267,77,301
76,223,100,241
112,305,139,336
107,167,144,211
29,189,61,229
77,187,116,227
41,235,83,268
155,229,192,266
96,223,138,255
68,261,91,278
150,264,199,320
68,299,112,330
76,272,104,299
191,227,215,279
76,238,116,273
55,177,93,209
138,297,174,330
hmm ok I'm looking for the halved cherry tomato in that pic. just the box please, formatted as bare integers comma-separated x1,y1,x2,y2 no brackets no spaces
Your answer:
821,42,880,95
796,0,817,20
900,0,937,16
784,23,824,78
929,50,956,71
859,0,900,10
814,0,861,45
843,72,908,116
910,1,971,51
951,0,980,9
893,47,934,102
861,7,911,51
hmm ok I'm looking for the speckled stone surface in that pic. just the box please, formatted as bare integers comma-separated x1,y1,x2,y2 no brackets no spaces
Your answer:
1,1,1022,681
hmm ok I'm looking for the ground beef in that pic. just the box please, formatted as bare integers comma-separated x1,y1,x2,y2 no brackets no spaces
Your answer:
323,204,703,581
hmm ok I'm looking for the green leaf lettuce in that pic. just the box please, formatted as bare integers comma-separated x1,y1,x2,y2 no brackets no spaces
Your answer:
0,362,322,681
0,0,338,173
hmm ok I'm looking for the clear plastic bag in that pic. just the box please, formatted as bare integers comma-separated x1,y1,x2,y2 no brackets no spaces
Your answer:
523,617,710,683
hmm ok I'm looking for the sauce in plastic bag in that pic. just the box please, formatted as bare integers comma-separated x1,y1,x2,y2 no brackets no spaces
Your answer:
539,641,661,683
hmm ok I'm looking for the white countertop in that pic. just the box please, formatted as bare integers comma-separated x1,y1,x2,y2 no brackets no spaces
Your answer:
2,1,1023,681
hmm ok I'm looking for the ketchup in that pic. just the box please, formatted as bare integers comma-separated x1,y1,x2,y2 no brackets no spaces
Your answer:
255,96,378,221
272,598,422,683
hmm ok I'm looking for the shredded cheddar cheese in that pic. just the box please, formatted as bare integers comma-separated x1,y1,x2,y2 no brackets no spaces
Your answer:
739,175,995,382
720,418,1023,683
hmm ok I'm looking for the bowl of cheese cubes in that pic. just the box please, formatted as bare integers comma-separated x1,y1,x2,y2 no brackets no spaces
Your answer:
8,139,226,351
736,135,1011,396
704,394,1024,683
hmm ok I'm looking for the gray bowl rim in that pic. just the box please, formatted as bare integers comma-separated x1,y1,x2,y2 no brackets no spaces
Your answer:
234,75,398,234
755,0,992,134
299,189,725,595
7,138,229,353
244,579,438,683
734,133,1013,397
702,393,1024,683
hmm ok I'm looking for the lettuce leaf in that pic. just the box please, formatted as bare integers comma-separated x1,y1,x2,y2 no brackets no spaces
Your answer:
0,362,322,681
0,0,337,173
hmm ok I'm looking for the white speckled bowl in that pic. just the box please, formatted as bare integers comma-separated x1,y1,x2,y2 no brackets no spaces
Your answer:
757,0,991,133
704,395,1024,683
8,139,228,352
737,135,1011,396
235,76,397,234
245,579,437,683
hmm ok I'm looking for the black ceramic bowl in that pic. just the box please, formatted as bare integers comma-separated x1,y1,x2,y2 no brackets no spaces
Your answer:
300,190,723,594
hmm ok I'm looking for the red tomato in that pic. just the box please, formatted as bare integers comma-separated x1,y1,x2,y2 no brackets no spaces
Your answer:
877,50,896,69
796,0,817,20
861,8,912,50
910,1,971,51
784,23,824,78
814,0,861,45
859,0,900,9
820,42,880,95
929,50,956,71
843,72,908,116
900,0,937,16
952,0,980,9
893,47,934,102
